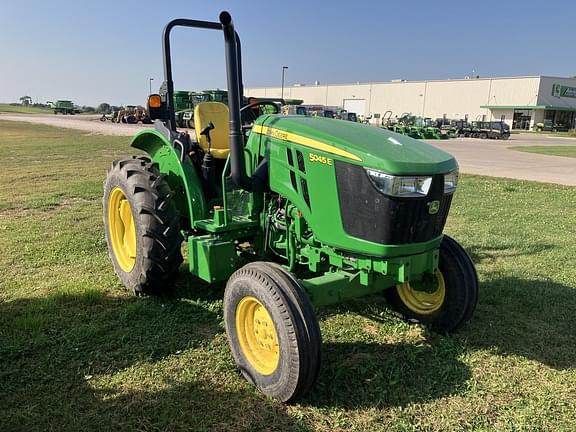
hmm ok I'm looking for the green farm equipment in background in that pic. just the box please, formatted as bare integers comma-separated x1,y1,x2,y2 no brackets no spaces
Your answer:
382,115,452,140
103,12,478,402
104,106,152,124
173,91,196,128
451,120,473,137
173,90,230,128
281,104,308,115
419,118,446,140
49,100,76,115
533,119,569,132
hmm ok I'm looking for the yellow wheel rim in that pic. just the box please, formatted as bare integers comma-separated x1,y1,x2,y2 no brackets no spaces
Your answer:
397,271,446,315
107,187,137,272
235,296,280,375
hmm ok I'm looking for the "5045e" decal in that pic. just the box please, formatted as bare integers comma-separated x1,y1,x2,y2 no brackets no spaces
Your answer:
308,153,333,166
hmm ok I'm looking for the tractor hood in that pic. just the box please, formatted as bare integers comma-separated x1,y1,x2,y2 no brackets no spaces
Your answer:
259,115,457,175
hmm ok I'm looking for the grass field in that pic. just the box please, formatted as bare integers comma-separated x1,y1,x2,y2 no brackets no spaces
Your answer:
511,145,576,159
0,103,54,114
1,120,575,431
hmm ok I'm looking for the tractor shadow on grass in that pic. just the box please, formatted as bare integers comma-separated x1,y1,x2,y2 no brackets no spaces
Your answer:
304,271,576,408
0,292,308,432
430,242,575,369
171,270,226,303
463,275,576,370
304,338,471,409
464,243,556,265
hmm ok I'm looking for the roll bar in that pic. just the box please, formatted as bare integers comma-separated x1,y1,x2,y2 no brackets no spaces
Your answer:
160,11,255,191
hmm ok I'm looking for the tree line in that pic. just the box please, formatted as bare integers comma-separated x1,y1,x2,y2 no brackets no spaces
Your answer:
18,96,123,114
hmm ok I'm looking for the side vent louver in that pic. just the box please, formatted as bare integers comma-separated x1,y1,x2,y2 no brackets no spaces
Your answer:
290,171,298,191
296,150,305,173
300,179,311,210
286,148,294,166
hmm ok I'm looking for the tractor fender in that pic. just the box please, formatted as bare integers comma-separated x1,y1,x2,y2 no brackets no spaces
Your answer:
130,129,208,224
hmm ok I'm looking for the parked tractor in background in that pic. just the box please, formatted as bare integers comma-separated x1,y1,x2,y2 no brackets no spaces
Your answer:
281,104,308,116
173,89,231,128
100,112,114,122
533,119,570,132
173,91,196,128
114,106,152,124
418,118,445,139
435,118,457,138
380,110,393,127
103,12,478,403
450,120,472,137
49,100,76,115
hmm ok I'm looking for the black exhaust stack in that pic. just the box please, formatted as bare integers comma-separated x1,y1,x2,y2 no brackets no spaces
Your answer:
219,11,255,192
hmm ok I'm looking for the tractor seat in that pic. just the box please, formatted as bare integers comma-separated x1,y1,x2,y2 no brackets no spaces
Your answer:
193,102,230,159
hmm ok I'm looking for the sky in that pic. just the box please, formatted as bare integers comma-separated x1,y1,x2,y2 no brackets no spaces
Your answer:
1,0,575,107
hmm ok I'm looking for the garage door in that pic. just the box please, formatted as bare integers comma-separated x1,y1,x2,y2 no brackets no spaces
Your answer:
343,99,366,117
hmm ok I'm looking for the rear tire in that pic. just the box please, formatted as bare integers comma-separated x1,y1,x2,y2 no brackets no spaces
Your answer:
103,156,182,295
384,235,478,333
223,262,321,402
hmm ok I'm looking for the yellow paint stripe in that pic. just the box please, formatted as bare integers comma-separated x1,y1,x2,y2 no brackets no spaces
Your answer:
252,124,362,162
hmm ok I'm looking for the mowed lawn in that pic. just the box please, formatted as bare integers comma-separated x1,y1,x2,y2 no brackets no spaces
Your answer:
511,145,576,159
1,120,575,431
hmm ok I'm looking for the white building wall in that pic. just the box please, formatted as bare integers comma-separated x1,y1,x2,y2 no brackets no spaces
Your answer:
423,80,491,120
246,76,576,125
489,77,540,107
287,86,329,104
324,84,371,109
369,82,427,118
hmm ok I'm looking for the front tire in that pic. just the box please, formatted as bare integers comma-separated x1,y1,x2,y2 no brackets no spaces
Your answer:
384,235,478,333
103,156,182,295
223,262,321,402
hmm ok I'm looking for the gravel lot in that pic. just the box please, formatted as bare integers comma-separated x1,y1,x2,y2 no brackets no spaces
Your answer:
0,114,150,136
2,114,575,185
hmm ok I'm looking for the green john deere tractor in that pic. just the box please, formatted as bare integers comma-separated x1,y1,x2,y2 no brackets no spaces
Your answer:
103,12,478,402
51,100,76,115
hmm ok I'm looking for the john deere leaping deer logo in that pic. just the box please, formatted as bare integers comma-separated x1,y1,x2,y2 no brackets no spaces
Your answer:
428,200,440,215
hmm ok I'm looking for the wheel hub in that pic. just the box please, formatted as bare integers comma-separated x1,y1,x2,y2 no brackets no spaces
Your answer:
108,187,136,272
236,296,279,375
396,271,446,315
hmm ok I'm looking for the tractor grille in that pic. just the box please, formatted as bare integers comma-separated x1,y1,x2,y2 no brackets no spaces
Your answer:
335,161,452,245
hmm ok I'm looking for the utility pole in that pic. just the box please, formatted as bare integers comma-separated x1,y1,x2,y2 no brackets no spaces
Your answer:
281,66,288,100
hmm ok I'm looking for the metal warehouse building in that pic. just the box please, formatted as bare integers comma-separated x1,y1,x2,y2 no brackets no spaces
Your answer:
246,76,576,130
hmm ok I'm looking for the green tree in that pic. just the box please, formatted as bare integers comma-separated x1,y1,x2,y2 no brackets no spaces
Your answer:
19,96,32,106
97,103,111,114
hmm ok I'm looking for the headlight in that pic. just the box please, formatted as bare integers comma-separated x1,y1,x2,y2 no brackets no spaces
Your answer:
444,170,458,194
365,168,432,197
